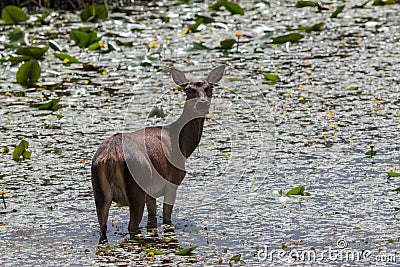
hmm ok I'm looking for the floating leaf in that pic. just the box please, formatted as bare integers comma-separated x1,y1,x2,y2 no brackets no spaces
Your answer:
144,249,168,255
210,0,226,10
148,106,165,118
81,5,109,22
69,29,89,47
69,29,99,48
220,38,236,49
272,33,304,44
38,98,60,111
49,40,63,51
115,39,133,47
16,46,49,59
286,185,306,196
16,59,41,88
9,56,31,64
54,53,79,64
394,207,400,211
9,28,24,43
175,246,197,256
296,1,318,8
209,0,244,15
78,26,94,33
392,187,400,193
223,1,244,15
263,73,280,85
1,6,28,24
35,12,50,25
0,147,9,153
365,150,377,157
163,16,170,23
331,5,345,18
188,15,215,32
88,42,101,50
295,22,325,33
54,148,63,155
372,0,396,5
228,77,249,82
192,42,210,50
12,140,32,161
189,18,203,32
230,254,241,262
387,172,400,177
83,63,102,71
345,86,358,91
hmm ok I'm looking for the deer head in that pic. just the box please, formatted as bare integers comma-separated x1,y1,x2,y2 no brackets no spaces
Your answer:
170,65,225,116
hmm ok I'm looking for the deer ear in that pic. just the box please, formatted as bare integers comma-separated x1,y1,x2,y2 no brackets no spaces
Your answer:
169,68,189,87
206,65,225,84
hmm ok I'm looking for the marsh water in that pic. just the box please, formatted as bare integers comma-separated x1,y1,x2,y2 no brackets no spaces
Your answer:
0,1,399,266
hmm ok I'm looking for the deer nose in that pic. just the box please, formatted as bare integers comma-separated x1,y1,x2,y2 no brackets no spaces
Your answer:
199,97,208,104
197,97,210,110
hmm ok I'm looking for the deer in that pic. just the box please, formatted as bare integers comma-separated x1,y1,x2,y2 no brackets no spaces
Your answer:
91,65,225,241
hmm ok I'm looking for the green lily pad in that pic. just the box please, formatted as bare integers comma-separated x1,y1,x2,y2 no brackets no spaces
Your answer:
81,4,108,22
69,29,99,48
192,42,210,50
9,28,24,42
345,86,358,91
295,22,325,33
220,38,236,49
148,106,165,118
365,150,377,157
296,1,317,8
175,246,197,256
286,185,306,196
16,59,41,88
16,46,49,59
223,1,244,15
387,172,400,177
9,56,32,64
189,15,214,32
49,40,63,51
331,5,345,18
272,33,304,44
38,98,60,111
0,147,9,153
1,6,28,24
12,140,32,161
263,73,280,84
144,249,168,255
54,53,79,64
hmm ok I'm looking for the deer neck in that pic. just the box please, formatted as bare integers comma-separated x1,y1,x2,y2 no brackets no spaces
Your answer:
166,103,206,159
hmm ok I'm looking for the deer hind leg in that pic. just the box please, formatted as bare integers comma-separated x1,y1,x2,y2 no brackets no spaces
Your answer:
92,165,113,242
123,163,146,236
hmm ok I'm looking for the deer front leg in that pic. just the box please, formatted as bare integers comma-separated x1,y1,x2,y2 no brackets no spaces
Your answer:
163,186,177,224
146,195,157,228
163,203,173,224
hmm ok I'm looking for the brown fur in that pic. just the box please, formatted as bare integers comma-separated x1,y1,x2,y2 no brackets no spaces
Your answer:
91,66,225,242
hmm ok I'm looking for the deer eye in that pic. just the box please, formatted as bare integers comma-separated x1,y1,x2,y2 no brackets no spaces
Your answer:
205,87,212,95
